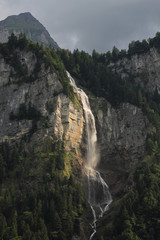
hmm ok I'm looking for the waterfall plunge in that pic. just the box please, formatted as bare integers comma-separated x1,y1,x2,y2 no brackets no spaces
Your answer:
67,72,112,239
78,90,99,169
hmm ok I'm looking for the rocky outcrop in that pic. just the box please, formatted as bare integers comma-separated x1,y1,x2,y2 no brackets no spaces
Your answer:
53,94,84,152
0,50,84,154
108,47,160,93
90,97,152,196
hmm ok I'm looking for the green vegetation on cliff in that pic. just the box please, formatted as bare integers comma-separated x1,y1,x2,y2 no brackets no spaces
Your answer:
0,139,85,240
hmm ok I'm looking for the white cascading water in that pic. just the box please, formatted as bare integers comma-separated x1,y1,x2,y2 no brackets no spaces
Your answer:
67,72,112,240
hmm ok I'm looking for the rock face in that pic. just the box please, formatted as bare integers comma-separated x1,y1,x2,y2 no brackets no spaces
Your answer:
0,12,59,49
90,97,152,196
0,50,84,154
108,47,160,93
53,94,84,152
0,47,154,196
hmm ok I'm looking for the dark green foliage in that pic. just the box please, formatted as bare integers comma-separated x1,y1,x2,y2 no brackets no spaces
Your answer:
128,40,150,56
109,31,160,60
97,158,160,240
105,32,160,61
112,46,120,61
89,31,160,64
148,32,160,49
0,140,85,239
57,48,140,107
0,34,28,80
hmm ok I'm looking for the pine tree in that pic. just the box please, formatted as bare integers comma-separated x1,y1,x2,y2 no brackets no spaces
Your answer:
0,213,7,239
22,224,32,240
54,212,62,231
0,154,6,181
39,219,49,240
10,210,18,238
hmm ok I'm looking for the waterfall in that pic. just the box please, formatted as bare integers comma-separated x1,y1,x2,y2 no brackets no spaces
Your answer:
67,72,112,239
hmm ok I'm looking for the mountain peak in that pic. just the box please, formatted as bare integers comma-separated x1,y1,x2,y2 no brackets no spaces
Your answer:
18,12,33,19
18,12,40,22
0,12,59,49
19,12,32,16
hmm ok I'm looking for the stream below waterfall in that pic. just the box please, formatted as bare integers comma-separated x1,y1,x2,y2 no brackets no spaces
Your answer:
67,72,112,240
87,169,112,239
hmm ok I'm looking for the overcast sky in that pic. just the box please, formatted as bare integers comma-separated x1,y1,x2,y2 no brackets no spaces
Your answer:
0,0,160,53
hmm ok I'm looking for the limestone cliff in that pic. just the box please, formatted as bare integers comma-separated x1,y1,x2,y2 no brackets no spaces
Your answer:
90,96,152,196
108,47,160,94
0,49,84,154
0,44,154,197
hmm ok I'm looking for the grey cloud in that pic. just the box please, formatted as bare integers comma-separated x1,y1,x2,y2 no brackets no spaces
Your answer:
1,0,160,53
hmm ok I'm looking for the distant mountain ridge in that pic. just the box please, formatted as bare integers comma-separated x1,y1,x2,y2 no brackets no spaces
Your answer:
0,12,59,49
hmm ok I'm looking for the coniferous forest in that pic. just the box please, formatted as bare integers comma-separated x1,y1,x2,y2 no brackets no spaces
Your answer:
0,139,85,240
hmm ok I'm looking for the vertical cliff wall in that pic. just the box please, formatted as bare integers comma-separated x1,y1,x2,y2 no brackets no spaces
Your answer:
90,97,152,196
108,47,160,94
0,50,84,155
0,45,154,197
